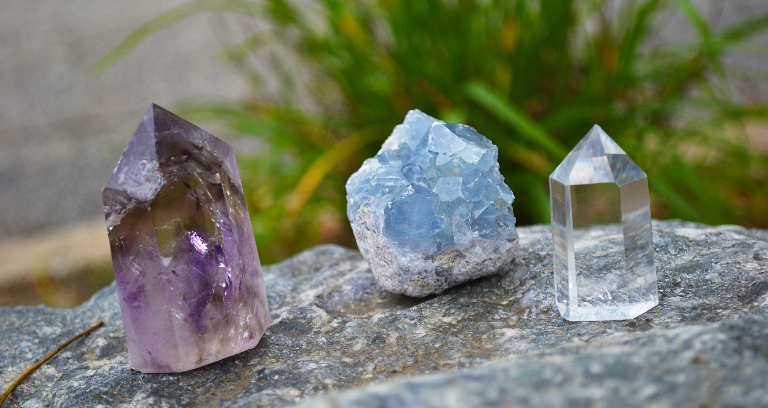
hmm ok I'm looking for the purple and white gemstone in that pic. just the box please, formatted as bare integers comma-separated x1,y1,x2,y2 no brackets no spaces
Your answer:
102,104,270,373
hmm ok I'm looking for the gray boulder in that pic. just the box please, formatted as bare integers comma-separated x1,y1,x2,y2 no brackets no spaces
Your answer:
1,220,768,407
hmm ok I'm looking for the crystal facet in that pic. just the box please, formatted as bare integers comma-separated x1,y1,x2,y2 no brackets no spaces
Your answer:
346,110,518,297
102,104,270,373
550,125,657,321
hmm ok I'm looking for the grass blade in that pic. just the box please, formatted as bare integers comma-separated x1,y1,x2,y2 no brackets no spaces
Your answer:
465,81,568,159
92,0,261,76
284,126,382,221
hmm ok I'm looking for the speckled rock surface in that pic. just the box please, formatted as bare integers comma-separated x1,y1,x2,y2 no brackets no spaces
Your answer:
2,220,768,407
299,317,768,408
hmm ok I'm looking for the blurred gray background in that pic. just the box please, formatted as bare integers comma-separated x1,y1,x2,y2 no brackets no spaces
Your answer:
0,0,252,237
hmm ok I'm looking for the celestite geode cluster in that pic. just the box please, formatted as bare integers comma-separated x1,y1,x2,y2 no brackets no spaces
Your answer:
346,110,518,296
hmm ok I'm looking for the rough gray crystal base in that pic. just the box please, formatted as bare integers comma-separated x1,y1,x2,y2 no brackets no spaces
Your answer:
550,125,657,321
346,110,518,297
352,203,518,297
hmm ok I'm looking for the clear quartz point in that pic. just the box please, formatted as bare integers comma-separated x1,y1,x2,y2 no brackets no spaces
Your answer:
549,125,657,321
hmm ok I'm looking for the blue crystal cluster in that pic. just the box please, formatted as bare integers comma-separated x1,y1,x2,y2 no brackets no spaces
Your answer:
346,110,516,255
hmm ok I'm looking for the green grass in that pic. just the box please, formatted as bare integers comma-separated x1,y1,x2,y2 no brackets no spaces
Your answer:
96,0,768,263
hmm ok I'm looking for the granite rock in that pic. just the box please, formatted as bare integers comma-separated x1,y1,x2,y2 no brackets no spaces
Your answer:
2,221,768,407
300,317,768,408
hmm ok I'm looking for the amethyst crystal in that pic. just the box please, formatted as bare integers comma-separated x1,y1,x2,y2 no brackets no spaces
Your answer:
102,104,270,373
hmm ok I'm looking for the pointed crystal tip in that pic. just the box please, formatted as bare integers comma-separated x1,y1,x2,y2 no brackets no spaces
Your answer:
550,125,644,187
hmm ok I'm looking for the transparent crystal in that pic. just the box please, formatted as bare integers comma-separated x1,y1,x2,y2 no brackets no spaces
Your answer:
550,125,657,321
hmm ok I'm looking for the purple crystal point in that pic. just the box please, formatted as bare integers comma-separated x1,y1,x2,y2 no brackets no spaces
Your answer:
102,104,270,373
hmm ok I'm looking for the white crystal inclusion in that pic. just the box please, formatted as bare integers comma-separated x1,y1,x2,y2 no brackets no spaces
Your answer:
550,125,657,321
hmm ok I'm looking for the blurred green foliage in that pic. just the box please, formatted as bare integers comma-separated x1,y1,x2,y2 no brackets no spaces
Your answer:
96,0,768,264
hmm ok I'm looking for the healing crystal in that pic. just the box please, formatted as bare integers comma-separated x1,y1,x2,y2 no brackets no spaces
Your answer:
550,125,657,321
346,110,518,297
102,104,270,373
